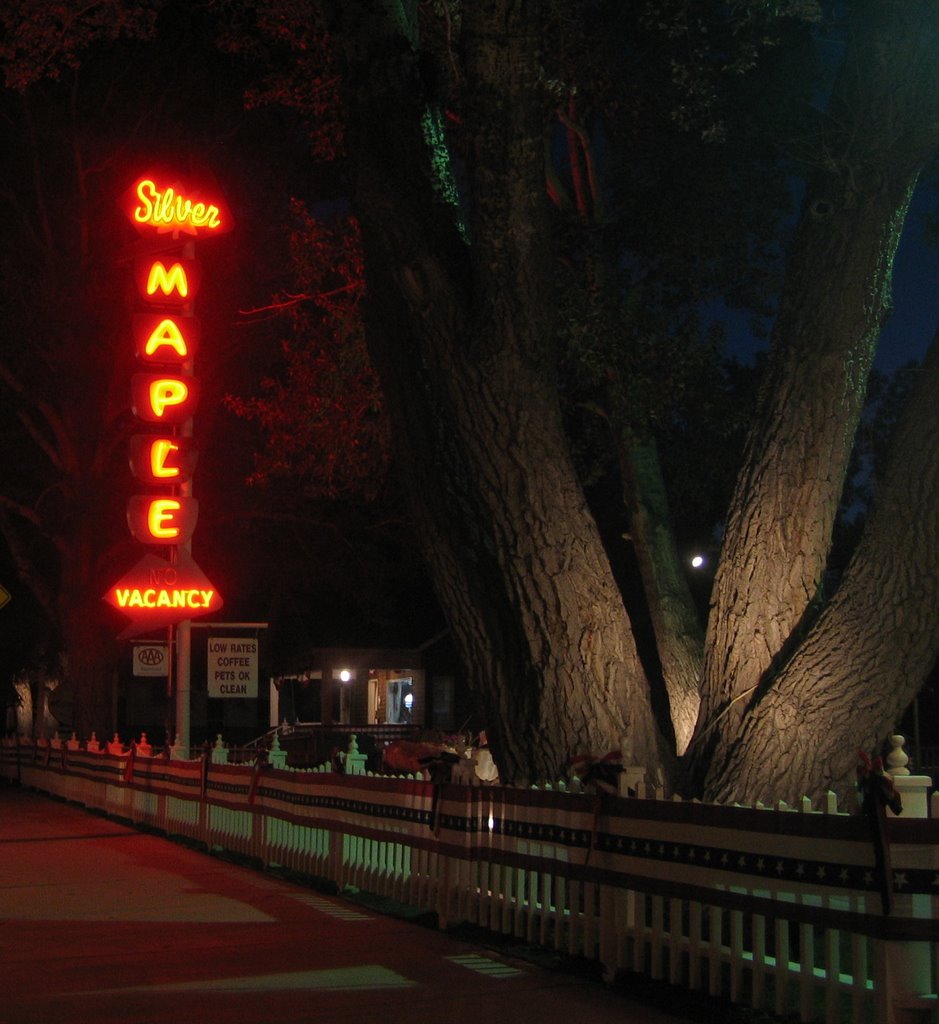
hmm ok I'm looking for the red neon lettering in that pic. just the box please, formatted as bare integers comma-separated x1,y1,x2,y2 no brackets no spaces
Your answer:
149,378,189,417
133,179,221,231
113,588,215,609
148,566,178,585
148,499,182,539
147,261,189,298
145,318,189,359
150,439,180,479
127,494,198,544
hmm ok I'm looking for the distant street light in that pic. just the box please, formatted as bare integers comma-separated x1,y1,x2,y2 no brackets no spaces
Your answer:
691,554,706,569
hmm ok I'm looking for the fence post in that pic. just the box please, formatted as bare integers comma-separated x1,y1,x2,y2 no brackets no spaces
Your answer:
268,732,288,770
211,734,229,765
879,736,934,1024
343,734,368,776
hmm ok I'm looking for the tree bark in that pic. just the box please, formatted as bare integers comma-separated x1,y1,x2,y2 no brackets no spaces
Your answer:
689,1,939,792
333,0,672,784
702,337,939,804
618,433,702,753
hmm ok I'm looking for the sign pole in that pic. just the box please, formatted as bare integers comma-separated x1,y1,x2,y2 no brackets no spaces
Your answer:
175,620,191,756
166,622,175,750
174,238,196,760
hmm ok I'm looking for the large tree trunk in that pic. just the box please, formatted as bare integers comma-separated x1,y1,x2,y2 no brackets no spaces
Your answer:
702,336,939,804
689,1,939,795
333,0,671,784
618,434,702,753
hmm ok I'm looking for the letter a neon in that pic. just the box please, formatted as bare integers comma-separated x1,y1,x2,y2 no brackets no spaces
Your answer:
145,318,189,358
149,378,189,417
147,261,189,298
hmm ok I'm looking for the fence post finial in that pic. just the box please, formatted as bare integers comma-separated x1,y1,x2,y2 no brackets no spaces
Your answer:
344,734,368,776
886,734,910,777
268,732,288,770
211,734,229,765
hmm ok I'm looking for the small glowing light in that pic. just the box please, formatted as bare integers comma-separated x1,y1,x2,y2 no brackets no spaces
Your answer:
487,813,495,832
339,669,351,682
404,693,413,709
691,554,705,569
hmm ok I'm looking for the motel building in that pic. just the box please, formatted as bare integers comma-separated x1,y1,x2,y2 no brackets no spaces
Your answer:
266,635,473,769
119,631,471,771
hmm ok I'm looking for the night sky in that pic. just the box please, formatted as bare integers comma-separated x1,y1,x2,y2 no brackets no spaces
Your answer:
722,177,939,375
877,183,939,373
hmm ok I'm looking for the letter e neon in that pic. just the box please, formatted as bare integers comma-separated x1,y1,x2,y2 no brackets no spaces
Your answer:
148,499,182,539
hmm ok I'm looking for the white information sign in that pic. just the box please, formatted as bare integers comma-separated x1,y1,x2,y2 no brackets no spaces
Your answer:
207,636,258,698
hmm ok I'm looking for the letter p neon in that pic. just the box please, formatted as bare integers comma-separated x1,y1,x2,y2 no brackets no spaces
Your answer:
132,373,199,424
149,378,188,417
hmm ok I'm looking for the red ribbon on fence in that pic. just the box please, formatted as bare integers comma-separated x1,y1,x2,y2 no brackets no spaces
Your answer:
571,750,624,866
418,750,461,837
857,749,902,915
248,750,265,805
123,742,137,783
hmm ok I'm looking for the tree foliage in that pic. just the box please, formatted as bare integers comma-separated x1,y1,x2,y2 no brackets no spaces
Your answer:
225,201,390,502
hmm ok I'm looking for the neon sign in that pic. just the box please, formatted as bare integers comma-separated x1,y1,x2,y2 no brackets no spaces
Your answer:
149,439,181,479
133,313,200,362
104,551,223,634
147,261,189,298
127,495,198,544
131,373,200,423
133,178,222,232
105,170,227,634
129,435,197,485
113,588,215,609
134,258,201,304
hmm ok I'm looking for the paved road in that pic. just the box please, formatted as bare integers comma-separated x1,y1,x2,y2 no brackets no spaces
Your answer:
0,783,700,1024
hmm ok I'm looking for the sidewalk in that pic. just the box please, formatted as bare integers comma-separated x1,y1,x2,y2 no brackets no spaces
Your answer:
0,783,708,1024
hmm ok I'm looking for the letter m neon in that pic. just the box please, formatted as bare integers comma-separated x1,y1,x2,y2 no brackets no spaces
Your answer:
147,261,189,299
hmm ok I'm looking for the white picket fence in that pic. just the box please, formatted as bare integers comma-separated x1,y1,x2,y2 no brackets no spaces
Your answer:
3,733,939,1024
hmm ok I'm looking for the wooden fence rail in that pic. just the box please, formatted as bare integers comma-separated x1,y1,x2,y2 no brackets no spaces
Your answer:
3,734,938,1024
